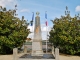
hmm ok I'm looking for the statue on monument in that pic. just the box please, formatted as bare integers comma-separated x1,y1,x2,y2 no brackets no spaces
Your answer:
36,12,40,16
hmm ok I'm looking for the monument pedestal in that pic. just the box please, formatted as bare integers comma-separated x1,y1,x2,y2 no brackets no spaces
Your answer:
32,41,43,56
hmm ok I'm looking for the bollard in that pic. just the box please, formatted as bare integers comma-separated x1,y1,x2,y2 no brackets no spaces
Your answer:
52,46,55,56
55,48,59,60
13,48,18,60
24,45,27,54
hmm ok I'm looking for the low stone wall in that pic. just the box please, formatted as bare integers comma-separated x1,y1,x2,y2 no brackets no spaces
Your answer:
13,48,18,60
55,48,59,60
52,46,59,60
13,47,59,60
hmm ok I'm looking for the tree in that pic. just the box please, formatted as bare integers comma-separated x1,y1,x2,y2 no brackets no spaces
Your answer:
49,6,80,55
0,6,30,54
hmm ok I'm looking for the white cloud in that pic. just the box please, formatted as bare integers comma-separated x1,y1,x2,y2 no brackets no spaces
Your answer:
0,0,17,7
41,26,51,32
75,5,80,12
20,9,30,13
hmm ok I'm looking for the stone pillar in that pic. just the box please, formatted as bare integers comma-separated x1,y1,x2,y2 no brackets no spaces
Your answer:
24,45,27,54
32,12,43,56
52,46,55,56
13,48,18,60
55,48,59,60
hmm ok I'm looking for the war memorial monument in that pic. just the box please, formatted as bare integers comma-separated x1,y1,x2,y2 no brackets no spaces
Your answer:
13,12,59,60
32,12,43,56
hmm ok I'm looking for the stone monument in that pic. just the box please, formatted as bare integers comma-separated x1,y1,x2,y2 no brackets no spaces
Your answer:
18,12,57,60
32,12,43,56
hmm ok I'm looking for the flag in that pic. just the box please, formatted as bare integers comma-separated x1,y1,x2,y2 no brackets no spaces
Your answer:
45,12,48,26
45,12,47,19
31,20,33,26
45,21,47,26
31,12,34,26
32,12,34,21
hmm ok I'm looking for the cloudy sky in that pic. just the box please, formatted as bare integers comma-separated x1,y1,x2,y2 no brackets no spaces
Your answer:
0,0,80,40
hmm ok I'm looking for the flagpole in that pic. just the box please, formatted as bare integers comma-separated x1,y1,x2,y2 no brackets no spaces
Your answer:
45,11,48,53
46,25,47,53
32,23,33,42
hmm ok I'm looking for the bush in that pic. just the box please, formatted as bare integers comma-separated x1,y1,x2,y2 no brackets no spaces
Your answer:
49,7,80,55
0,6,30,54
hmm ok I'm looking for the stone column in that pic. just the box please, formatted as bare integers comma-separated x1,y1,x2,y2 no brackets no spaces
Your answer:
55,48,59,60
52,46,55,56
24,46,27,54
32,12,43,56
13,48,18,60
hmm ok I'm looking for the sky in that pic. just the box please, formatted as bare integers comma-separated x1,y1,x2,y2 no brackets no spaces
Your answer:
0,0,80,40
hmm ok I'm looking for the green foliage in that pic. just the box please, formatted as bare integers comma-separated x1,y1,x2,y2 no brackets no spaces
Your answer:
49,9,80,55
0,6,30,54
